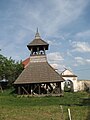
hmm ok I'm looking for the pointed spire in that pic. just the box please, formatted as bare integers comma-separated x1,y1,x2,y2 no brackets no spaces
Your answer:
37,27,38,33
35,28,41,39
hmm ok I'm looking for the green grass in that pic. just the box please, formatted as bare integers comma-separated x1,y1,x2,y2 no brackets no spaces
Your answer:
0,89,90,120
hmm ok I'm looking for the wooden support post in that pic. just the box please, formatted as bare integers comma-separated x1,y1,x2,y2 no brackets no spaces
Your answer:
43,47,46,55
38,84,41,94
59,82,61,94
46,84,49,94
0,84,3,93
29,85,31,94
31,85,33,95
31,48,33,55
27,85,30,93
18,86,21,95
37,47,39,54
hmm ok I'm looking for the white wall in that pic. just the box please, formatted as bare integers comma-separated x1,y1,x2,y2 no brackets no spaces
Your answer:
61,69,90,92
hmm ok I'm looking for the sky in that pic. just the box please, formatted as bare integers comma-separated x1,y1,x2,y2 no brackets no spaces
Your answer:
0,0,90,80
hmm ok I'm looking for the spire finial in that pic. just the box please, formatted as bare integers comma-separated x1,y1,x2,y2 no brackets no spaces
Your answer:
35,28,41,39
37,27,38,33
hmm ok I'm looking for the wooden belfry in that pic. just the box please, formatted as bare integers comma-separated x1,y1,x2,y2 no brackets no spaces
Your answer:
14,29,64,96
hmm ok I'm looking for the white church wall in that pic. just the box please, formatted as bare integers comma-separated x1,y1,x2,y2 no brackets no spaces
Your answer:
61,69,90,92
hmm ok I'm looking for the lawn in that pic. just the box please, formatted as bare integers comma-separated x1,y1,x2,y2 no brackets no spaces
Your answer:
0,89,90,120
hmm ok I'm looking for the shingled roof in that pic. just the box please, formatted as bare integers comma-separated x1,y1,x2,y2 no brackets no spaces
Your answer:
14,62,64,84
27,29,49,50
28,38,48,46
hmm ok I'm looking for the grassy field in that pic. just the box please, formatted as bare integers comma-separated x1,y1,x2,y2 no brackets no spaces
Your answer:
0,89,90,120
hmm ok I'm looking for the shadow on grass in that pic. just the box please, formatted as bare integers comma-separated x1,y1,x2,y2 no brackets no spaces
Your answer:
81,92,90,120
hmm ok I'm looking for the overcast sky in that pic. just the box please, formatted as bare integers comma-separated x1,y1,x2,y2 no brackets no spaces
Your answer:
0,0,90,80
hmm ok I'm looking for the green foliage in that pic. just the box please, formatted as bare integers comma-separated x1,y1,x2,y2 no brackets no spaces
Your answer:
0,54,24,87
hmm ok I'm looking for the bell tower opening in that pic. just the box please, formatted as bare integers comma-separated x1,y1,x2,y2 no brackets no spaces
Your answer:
27,28,49,56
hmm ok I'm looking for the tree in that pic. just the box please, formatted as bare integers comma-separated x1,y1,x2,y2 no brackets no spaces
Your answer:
0,54,24,87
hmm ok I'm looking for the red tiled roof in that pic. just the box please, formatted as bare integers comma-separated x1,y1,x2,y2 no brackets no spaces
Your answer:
22,58,30,68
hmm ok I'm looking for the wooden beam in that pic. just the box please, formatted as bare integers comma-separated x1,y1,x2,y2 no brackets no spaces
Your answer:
18,86,21,95
31,85,33,95
58,82,61,94
60,82,62,93
38,84,41,94
21,86,29,95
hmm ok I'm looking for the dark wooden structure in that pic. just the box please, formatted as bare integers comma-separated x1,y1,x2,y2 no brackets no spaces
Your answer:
14,29,64,96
